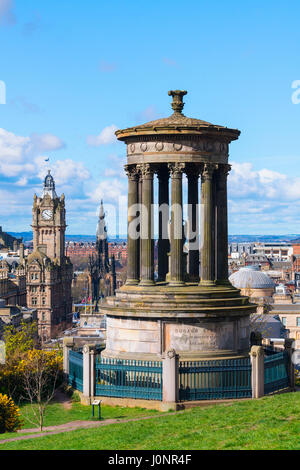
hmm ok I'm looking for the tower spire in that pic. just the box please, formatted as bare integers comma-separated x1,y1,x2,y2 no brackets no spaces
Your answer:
42,170,57,199
97,200,107,240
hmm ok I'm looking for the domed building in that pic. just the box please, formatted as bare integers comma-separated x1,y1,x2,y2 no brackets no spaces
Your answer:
229,266,275,313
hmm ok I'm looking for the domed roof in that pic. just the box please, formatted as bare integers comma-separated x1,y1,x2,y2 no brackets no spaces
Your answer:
116,90,240,141
229,267,276,290
42,170,57,199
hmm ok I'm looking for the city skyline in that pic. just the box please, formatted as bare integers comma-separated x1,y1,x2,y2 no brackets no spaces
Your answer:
1,0,300,235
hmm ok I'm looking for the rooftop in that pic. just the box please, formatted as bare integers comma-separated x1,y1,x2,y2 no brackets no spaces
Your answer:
229,267,276,289
116,90,240,141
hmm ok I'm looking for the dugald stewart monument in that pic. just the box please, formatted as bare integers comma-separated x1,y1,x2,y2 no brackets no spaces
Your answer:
100,90,256,361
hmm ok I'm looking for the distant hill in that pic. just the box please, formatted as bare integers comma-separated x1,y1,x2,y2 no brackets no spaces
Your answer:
7,232,127,244
228,235,300,243
8,232,300,244
8,232,33,242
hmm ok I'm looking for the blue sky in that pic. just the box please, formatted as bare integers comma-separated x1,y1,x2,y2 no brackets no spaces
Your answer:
0,0,300,235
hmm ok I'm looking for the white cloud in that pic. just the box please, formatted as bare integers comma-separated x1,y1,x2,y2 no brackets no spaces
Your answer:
104,168,119,177
46,159,90,186
135,106,162,123
228,161,300,233
16,176,28,186
0,128,65,179
87,125,118,146
229,161,300,201
29,133,65,153
88,178,127,204
0,128,29,162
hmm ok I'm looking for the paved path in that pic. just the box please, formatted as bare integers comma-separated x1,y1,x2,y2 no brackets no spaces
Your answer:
53,389,72,410
0,413,179,445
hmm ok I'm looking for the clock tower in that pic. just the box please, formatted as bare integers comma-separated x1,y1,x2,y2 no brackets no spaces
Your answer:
25,171,73,341
32,170,66,261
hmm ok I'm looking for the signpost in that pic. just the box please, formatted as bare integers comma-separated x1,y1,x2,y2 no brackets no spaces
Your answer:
91,399,102,419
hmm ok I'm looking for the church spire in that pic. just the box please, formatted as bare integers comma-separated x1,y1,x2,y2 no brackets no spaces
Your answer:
99,199,105,219
97,200,107,241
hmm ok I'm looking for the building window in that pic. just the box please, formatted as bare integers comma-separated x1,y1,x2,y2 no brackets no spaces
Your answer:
42,312,45,321
281,317,287,327
297,318,300,327
32,297,37,306
42,298,46,306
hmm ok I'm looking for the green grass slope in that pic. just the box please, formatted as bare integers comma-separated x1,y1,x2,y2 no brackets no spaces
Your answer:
1,393,300,450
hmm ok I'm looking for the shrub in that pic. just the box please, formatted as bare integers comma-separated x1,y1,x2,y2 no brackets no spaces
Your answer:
71,390,81,403
0,394,22,434
0,349,63,402
3,321,39,357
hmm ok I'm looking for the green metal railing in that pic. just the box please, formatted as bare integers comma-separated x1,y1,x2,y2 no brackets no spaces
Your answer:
68,350,83,392
264,350,289,395
179,358,252,401
95,357,163,401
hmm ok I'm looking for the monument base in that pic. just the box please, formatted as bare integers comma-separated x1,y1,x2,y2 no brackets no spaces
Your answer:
100,283,256,361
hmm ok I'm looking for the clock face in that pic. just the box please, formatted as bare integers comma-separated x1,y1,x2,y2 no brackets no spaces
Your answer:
42,209,53,220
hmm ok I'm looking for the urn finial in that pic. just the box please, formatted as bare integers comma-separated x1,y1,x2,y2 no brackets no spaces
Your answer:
168,90,187,114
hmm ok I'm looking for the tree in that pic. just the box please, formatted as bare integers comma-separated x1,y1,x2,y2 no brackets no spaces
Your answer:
0,321,39,399
20,350,63,432
3,321,39,358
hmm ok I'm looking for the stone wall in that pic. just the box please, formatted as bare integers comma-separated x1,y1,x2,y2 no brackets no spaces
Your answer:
104,315,250,359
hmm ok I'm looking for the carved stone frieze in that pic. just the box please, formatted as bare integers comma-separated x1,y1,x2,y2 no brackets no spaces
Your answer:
127,139,228,156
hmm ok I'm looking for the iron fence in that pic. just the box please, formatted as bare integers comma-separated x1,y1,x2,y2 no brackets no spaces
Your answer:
264,350,289,395
95,356,163,400
179,358,252,401
68,350,83,392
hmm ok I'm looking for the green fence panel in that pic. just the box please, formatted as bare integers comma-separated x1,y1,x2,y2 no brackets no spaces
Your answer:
179,358,252,401
68,350,83,392
95,357,163,401
264,350,289,395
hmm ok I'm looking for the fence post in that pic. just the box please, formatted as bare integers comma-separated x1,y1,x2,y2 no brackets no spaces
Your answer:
250,345,264,398
63,337,74,374
162,349,179,410
250,331,262,347
83,344,96,405
284,338,295,391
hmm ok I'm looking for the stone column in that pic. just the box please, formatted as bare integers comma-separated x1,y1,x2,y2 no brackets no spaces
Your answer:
168,163,185,286
162,349,179,411
250,345,265,399
284,338,295,391
139,164,155,286
157,166,170,282
216,164,231,284
138,172,142,281
200,164,216,286
186,166,200,282
125,165,139,285
63,336,74,374
83,344,96,405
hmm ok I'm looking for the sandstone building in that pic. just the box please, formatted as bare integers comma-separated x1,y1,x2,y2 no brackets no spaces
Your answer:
24,171,73,340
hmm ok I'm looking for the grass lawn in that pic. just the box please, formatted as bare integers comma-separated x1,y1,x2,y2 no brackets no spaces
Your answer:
0,400,159,441
1,392,300,450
